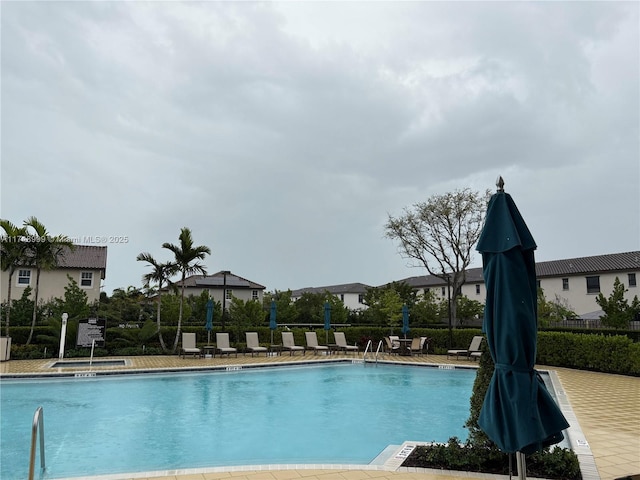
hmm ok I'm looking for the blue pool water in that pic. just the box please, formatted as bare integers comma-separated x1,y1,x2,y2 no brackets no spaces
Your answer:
1,363,476,479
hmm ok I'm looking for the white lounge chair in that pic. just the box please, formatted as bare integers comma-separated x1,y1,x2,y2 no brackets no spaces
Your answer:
334,332,358,354
304,332,329,355
180,332,201,359
282,331,305,356
447,335,483,360
216,332,238,357
245,332,268,357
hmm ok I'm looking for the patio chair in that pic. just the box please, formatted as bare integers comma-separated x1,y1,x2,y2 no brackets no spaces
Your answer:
281,331,305,356
304,332,329,355
409,337,422,355
215,332,238,357
245,332,268,357
420,336,429,355
384,336,400,355
447,335,483,360
180,332,201,359
333,331,358,354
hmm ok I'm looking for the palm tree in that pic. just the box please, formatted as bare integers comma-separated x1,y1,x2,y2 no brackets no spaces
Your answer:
0,220,28,337
162,227,211,353
136,252,177,353
23,217,74,345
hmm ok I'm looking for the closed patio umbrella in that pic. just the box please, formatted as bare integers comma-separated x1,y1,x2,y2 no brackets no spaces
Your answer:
205,298,214,345
269,300,277,345
401,304,410,338
324,302,331,345
477,178,569,479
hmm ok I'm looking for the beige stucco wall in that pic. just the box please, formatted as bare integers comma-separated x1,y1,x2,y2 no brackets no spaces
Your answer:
416,270,639,316
0,268,102,304
182,287,264,308
540,271,639,315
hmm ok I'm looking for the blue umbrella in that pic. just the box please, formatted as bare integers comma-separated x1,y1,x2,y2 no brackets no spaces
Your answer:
401,304,410,338
324,302,331,344
205,298,214,345
269,300,277,345
477,179,569,477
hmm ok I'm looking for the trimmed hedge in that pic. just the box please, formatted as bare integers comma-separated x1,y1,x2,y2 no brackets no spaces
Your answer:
537,331,640,375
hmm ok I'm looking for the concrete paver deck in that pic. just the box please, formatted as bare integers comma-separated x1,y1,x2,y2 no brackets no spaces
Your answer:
2,353,638,480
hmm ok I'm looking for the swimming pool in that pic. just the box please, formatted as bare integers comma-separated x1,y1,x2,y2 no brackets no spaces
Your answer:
1,363,477,479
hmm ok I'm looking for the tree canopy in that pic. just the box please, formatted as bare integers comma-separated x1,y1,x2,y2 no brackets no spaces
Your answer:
385,188,491,326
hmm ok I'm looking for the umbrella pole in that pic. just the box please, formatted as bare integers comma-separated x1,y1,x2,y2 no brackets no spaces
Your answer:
207,331,211,345
516,452,526,480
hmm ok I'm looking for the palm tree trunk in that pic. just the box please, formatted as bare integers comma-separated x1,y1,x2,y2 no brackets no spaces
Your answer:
156,292,167,352
26,267,41,345
4,268,15,337
172,276,186,353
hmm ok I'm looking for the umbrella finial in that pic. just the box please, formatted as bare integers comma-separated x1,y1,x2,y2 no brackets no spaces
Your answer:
496,176,505,192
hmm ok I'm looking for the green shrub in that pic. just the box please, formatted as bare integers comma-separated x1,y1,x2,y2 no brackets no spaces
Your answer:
404,441,581,480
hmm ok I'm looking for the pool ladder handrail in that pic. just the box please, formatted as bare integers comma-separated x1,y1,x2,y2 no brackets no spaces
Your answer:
28,406,45,480
363,339,384,362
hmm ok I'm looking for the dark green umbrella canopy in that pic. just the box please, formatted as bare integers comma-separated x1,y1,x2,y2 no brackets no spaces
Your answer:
477,186,569,455
401,304,410,337
269,300,277,345
324,302,331,344
205,298,214,344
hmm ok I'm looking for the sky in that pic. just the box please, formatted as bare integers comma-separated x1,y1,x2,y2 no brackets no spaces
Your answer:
1,1,638,295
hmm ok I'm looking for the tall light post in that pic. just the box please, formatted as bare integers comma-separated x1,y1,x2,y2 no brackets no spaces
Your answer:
58,313,68,359
221,270,230,329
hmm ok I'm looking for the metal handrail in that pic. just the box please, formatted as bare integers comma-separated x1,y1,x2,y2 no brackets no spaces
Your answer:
363,340,384,363
363,340,373,361
28,406,45,480
375,340,384,360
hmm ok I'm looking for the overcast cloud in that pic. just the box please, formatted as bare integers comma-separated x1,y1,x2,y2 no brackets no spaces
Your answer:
2,1,638,295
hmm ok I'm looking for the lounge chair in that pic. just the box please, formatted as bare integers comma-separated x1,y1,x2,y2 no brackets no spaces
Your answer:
281,331,305,356
215,332,238,357
447,335,484,360
304,332,329,355
384,336,400,355
333,332,358,354
245,332,268,357
180,332,201,359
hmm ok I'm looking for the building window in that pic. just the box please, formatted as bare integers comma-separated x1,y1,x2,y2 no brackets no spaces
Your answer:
441,287,446,296
340,294,344,301
586,276,600,294
562,278,569,290
629,273,637,288
358,294,364,304
17,269,31,285
80,271,93,288
225,289,232,300
475,284,481,295
252,290,258,300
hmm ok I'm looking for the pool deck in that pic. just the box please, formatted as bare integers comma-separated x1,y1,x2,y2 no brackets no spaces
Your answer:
2,352,638,480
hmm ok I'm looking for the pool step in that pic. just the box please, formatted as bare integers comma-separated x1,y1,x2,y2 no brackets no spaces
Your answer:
369,444,401,465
